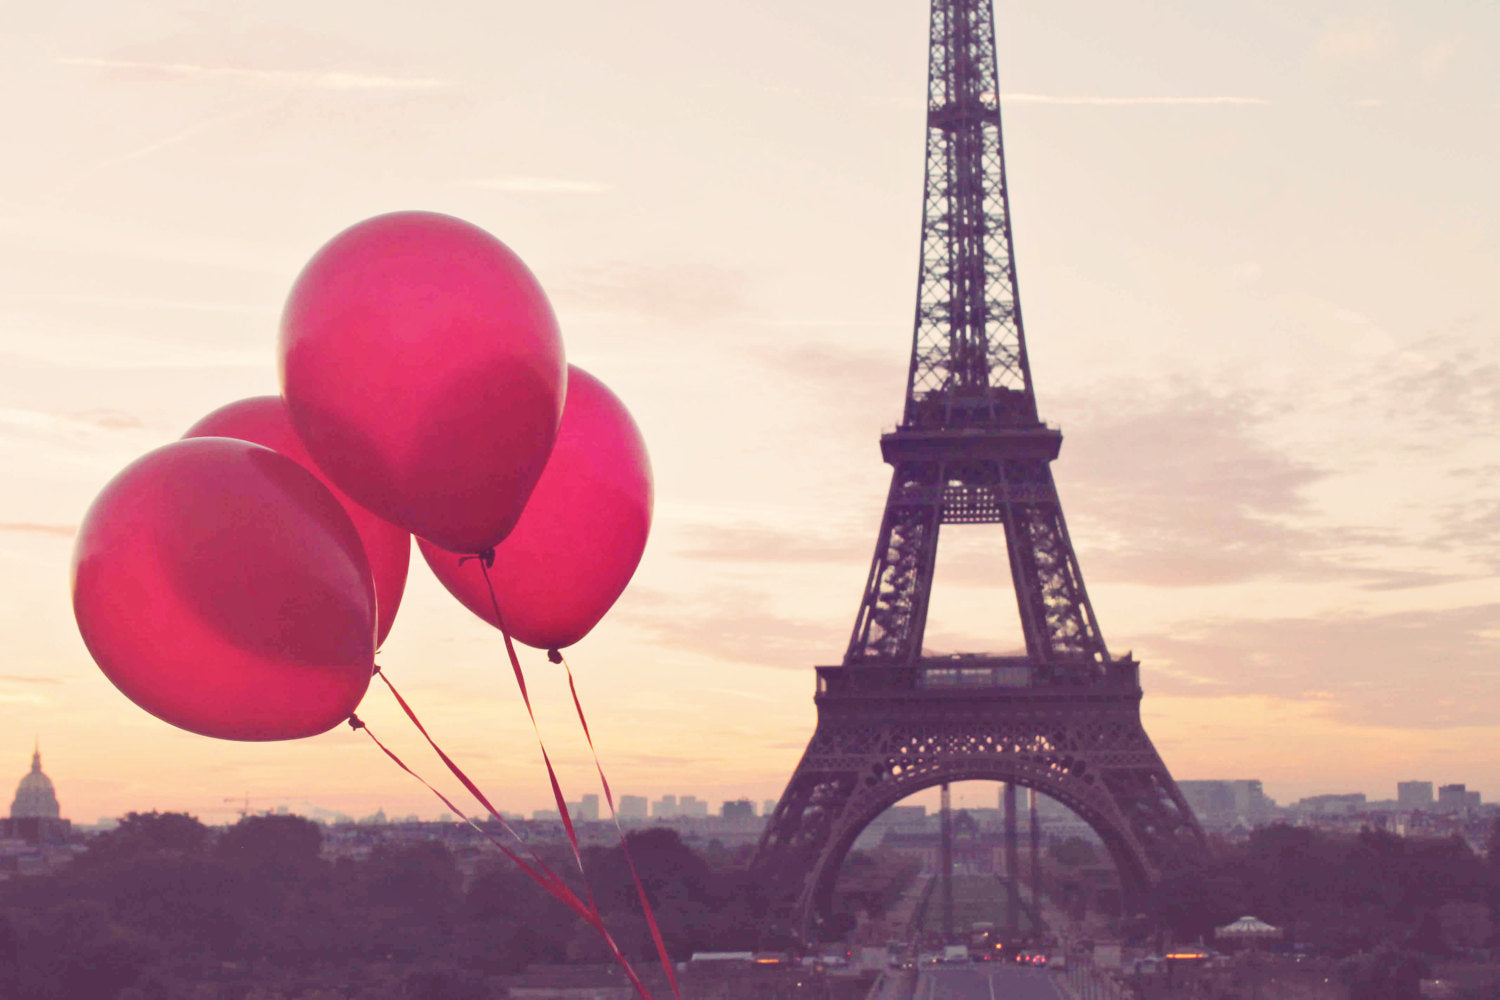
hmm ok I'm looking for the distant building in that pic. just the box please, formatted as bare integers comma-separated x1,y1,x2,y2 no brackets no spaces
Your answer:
1179,780,1277,826
576,794,600,822
1438,784,1470,812
1293,793,1365,816
762,799,777,818
619,795,648,821
1397,781,1434,810
886,805,927,825
680,796,709,819
652,795,678,819
722,800,755,821
531,809,561,822
2,744,71,845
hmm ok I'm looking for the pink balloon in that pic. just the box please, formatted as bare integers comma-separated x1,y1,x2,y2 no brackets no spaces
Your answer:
72,438,376,742
420,366,652,650
280,211,566,554
184,396,411,647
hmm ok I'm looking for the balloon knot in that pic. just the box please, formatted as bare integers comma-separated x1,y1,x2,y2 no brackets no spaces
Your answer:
547,649,563,664
347,714,366,731
458,548,497,569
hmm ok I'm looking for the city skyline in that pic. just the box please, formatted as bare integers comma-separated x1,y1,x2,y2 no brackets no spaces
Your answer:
8,741,1493,827
2,0,1498,826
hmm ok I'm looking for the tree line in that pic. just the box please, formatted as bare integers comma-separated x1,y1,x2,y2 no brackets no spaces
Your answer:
1140,821,1500,999
0,812,789,1000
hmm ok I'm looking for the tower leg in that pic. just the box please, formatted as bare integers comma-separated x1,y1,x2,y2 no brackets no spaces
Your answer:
940,782,954,942
1004,782,1019,939
1029,787,1041,933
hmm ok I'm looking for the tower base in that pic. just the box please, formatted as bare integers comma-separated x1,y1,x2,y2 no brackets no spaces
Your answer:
753,663,1204,942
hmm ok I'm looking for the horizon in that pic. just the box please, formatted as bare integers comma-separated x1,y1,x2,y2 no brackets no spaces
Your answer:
18,747,1488,829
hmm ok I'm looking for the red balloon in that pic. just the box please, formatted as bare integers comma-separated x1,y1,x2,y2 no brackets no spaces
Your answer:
184,396,411,646
71,438,376,742
280,211,566,554
420,366,652,650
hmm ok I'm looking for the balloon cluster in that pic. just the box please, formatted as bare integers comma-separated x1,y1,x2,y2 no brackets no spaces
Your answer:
72,212,653,742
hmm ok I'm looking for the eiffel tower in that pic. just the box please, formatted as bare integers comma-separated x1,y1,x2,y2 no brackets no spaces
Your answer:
753,0,1205,940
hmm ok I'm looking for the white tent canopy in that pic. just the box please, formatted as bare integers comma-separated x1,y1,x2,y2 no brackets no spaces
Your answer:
1215,915,1283,941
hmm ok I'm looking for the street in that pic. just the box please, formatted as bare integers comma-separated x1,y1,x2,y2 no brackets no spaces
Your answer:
913,964,1066,1000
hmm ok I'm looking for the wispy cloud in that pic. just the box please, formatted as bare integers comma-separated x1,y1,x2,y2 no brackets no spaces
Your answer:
2,291,265,315
92,105,271,172
74,410,144,431
1313,18,1396,64
677,522,868,566
1005,94,1271,107
0,407,153,438
460,177,611,194
549,261,751,327
0,675,64,685
58,56,453,91
1131,603,1500,728
0,522,76,538
613,585,841,670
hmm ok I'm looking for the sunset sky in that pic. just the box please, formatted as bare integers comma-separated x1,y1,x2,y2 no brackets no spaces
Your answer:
2,0,1497,826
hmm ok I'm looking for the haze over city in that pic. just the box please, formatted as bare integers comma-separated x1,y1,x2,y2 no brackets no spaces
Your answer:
2,0,1497,827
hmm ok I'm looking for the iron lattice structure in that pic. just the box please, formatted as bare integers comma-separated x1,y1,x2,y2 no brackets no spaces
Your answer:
753,0,1204,941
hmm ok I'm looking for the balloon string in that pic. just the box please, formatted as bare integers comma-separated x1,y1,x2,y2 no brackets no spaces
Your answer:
348,712,656,1000
375,670,566,880
554,649,682,1000
475,556,592,886
473,556,679,996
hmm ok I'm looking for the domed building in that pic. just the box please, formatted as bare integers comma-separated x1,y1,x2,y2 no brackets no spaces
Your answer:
11,745,60,820
1,744,70,845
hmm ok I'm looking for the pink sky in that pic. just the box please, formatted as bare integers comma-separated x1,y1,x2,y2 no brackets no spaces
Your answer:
2,0,1497,824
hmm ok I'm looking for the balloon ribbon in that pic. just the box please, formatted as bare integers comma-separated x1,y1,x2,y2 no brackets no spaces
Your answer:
350,705,657,1000
475,554,681,1000
553,647,682,1000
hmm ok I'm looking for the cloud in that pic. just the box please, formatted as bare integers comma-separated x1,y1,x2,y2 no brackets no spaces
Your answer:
79,105,273,177
1050,384,1335,586
0,406,156,440
1005,94,1271,107
0,675,64,685
460,177,611,194
614,585,843,670
1046,376,1500,591
1417,40,1457,79
741,340,906,441
1435,493,1500,573
1,291,266,315
0,523,76,538
1313,18,1396,64
1129,603,1500,729
58,56,453,91
548,261,752,328
1351,340,1500,435
676,522,869,566
73,410,145,431
0,333,264,371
